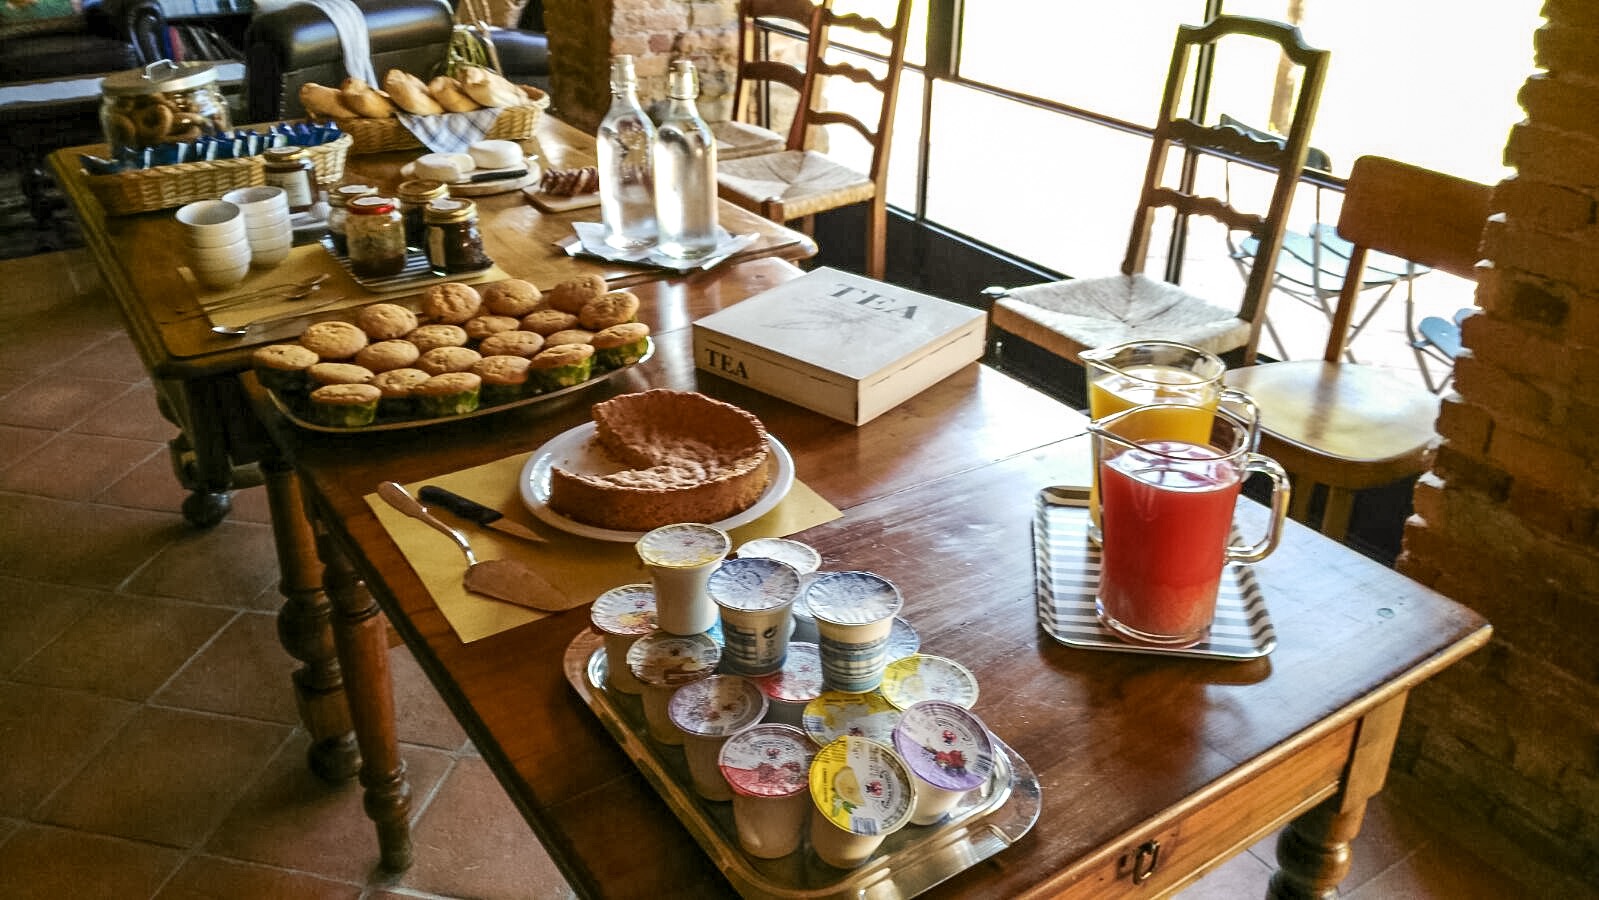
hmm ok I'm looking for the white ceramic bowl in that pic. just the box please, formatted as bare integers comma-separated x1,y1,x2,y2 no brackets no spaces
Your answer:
246,221,293,247
176,200,246,248
241,209,291,230
249,242,293,268
222,185,290,217
189,236,252,268
193,255,251,290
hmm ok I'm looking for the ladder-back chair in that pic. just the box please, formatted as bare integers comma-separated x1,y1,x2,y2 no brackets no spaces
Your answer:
715,0,912,279
987,16,1329,366
1224,155,1491,540
713,0,828,162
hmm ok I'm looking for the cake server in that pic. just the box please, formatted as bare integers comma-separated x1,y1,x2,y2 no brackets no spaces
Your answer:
418,485,546,543
377,482,579,611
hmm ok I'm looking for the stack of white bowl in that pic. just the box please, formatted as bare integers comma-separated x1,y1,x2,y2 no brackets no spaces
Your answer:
175,199,251,290
223,185,294,268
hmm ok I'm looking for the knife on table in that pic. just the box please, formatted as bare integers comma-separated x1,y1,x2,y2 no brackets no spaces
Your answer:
418,486,547,543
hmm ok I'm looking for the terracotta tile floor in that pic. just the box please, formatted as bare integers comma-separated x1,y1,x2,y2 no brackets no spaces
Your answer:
0,249,1559,898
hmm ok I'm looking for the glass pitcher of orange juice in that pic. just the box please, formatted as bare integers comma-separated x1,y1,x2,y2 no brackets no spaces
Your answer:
1080,340,1258,540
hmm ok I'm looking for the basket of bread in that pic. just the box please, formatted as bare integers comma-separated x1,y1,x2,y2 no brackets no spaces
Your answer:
300,65,549,155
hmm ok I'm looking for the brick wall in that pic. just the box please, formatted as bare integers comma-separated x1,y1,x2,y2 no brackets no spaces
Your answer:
544,0,737,133
1396,0,1599,885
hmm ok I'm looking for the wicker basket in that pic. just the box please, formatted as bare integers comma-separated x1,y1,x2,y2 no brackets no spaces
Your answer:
86,130,353,216
341,101,543,155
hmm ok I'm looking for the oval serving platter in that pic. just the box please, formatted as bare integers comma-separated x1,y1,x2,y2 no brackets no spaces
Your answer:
268,339,652,434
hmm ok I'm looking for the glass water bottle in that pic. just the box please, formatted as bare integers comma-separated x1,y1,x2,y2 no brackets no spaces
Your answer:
654,59,719,260
597,54,658,250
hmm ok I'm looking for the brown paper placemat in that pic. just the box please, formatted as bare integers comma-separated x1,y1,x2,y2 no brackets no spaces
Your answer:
366,451,842,643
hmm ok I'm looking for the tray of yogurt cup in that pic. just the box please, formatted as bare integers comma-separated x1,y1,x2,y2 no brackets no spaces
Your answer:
562,537,1042,900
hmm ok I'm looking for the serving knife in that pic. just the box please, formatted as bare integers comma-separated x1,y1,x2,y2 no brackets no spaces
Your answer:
418,485,546,543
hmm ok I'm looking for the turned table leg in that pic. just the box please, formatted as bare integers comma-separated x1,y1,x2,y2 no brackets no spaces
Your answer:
262,456,360,782
317,519,413,873
1269,695,1408,899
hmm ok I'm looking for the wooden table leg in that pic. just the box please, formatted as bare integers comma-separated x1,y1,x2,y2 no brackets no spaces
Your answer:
316,516,414,873
261,454,360,782
1269,695,1408,899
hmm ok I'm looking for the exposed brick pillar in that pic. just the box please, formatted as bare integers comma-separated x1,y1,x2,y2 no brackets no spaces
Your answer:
544,0,737,133
1395,0,1599,887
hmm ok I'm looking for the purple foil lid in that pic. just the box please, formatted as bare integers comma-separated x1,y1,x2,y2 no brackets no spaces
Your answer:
891,700,994,792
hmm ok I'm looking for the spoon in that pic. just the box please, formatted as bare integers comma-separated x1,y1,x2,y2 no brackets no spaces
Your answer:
179,274,331,321
209,296,345,337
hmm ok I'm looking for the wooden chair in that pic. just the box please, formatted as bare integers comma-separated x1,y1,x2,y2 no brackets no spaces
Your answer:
1224,155,1491,540
987,16,1329,366
712,0,827,162
715,0,912,279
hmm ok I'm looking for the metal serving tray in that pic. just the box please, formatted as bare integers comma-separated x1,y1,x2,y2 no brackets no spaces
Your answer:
563,629,1042,900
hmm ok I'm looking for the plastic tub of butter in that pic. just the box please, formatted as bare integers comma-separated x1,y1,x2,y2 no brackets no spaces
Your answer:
669,674,767,801
808,735,917,868
626,631,719,745
719,723,815,858
891,700,995,825
590,583,657,694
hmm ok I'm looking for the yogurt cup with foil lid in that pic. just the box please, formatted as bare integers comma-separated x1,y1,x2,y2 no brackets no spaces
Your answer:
668,674,768,738
886,616,921,663
804,571,903,626
802,690,901,746
808,735,916,868
719,723,814,799
590,583,657,636
636,523,732,568
891,700,995,825
806,572,903,693
710,556,802,677
626,631,721,686
736,537,822,574
881,654,979,709
709,556,801,612
590,583,657,695
789,582,819,644
755,642,824,704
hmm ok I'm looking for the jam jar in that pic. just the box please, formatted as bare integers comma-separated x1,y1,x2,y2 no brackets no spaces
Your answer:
100,59,230,154
345,196,407,278
263,147,318,213
397,179,449,249
326,183,378,256
424,197,491,275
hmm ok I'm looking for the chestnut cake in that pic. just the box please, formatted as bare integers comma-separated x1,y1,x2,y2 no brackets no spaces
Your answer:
548,390,772,531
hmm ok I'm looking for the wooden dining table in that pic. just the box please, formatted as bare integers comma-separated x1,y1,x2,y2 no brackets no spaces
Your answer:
245,253,1491,898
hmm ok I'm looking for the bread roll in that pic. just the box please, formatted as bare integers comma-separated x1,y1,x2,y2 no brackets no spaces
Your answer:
428,75,481,113
457,65,530,109
340,77,396,118
383,69,445,115
300,83,356,119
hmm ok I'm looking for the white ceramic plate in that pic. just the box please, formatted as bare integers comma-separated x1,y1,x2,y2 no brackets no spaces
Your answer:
518,423,795,542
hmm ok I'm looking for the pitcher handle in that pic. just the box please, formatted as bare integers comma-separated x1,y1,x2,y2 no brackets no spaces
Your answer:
1226,454,1291,564
1218,387,1261,450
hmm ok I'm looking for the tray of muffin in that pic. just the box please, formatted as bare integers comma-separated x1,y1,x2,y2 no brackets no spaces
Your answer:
254,274,653,432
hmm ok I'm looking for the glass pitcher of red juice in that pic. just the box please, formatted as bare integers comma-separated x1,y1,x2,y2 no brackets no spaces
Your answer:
1080,340,1258,542
1088,402,1290,649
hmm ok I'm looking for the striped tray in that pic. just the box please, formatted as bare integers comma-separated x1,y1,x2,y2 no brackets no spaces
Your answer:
1033,485,1276,660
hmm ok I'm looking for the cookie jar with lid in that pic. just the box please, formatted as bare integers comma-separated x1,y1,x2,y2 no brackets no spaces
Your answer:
100,59,230,155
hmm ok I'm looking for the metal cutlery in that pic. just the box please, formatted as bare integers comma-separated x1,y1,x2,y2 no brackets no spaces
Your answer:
209,295,346,337
178,273,330,321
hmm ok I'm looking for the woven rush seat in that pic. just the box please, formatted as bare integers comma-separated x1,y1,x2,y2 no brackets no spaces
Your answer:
717,149,874,219
995,274,1253,359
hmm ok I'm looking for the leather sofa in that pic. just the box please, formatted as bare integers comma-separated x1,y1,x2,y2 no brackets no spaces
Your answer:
244,0,548,123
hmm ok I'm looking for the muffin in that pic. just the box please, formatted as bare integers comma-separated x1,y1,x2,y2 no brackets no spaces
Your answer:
356,302,418,340
355,339,422,373
591,322,651,371
528,343,594,392
307,362,375,386
544,328,595,348
463,314,521,341
413,371,482,417
252,343,319,394
547,273,606,314
408,323,470,353
417,345,482,375
520,309,579,335
370,367,430,417
472,354,532,404
308,383,381,427
422,282,483,324
481,278,543,317
299,321,368,360
578,290,640,330
478,330,545,358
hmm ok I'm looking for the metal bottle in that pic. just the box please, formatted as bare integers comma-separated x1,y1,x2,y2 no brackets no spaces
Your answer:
597,54,658,250
653,59,720,259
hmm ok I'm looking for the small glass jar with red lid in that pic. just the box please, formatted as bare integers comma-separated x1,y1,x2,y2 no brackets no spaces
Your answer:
345,195,407,278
